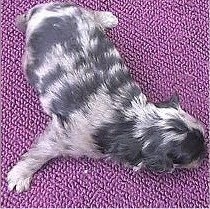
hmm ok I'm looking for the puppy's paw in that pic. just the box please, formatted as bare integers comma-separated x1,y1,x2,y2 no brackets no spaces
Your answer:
95,11,118,28
102,11,118,28
7,164,32,192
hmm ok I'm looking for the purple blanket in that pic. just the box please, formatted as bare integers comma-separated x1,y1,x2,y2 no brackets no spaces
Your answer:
1,0,209,207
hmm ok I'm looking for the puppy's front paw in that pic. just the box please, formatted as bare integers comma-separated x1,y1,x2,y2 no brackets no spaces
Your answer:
7,163,32,192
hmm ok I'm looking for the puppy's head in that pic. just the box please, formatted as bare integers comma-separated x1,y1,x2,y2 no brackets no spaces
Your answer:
134,94,207,172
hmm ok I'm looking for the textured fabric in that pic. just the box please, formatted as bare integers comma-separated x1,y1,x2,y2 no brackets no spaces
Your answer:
1,0,209,207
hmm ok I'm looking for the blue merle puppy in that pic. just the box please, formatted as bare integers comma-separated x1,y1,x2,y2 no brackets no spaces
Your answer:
8,2,206,192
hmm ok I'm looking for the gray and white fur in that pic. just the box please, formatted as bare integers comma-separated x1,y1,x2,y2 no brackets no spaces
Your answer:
8,2,206,192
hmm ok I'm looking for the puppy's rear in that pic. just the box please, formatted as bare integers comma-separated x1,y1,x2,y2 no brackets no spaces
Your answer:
19,2,121,117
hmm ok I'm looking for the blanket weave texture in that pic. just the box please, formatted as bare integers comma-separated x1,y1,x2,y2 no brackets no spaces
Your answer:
1,0,209,207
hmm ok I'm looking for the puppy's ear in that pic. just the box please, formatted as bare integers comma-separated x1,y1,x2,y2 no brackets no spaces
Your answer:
155,93,180,109
144,154,174,173
169,93,179,108
16,14,28,32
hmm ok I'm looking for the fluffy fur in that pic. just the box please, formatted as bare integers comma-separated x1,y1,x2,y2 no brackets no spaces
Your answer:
8,2,206,192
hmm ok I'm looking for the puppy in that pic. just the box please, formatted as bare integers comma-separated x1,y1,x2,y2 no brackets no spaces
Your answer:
8,2,206,192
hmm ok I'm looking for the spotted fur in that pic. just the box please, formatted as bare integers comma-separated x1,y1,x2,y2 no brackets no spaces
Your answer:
8,2,206,192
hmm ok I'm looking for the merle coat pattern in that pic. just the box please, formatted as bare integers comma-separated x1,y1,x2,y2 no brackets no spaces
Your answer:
8,2,206,192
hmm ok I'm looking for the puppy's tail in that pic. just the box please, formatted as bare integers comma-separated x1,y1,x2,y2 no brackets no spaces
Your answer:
16,14,27,32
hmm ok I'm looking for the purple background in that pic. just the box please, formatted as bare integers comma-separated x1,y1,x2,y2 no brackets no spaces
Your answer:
1,0,209,207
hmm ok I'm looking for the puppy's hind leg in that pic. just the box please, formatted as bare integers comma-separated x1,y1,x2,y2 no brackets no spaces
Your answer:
94,11,118,28
7,119,64,192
